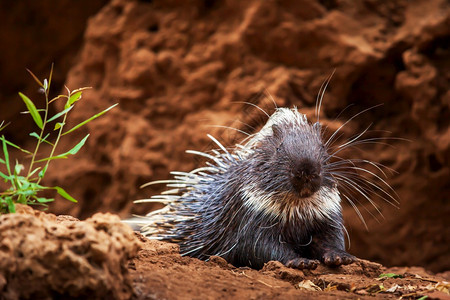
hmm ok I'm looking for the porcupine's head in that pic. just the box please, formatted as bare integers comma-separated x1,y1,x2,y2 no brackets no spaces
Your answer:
239,107,340,223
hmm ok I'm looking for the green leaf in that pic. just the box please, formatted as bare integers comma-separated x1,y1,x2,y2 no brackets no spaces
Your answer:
29,132,53,146
0,158,4,164
36,197,54,203
54,122,65,130
47,106,73,122
30,132,46,141
6,197,15,213
0,170,9,180
38,165,48,178
36,134,89,162
28,181,45,190
65,134,89,155
18,177,30,189
66,91,82,108
18,92,43,129
29,132,40,139
1,136,11,175
15,189,35,197
63,104,118,135
53,186,77,203
11,173,21,189
378,273,403,279
37,154,68,162
18,194,27,204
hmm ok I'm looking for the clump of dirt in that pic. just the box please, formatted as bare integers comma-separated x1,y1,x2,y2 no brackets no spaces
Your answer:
0,205,140,299
1,208,448,299
130,235,450,299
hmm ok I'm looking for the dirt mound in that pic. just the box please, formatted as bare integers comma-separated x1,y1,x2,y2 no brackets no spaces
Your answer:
1,207,448,299
0,205,140,299
130,235,449,299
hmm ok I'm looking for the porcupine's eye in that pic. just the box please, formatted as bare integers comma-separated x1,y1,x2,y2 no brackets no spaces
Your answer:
276,142,283,152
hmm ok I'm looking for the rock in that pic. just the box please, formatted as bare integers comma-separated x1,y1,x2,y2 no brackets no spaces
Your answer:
0,205,140,299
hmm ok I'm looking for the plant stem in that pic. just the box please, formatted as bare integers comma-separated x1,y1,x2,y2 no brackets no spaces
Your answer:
27,89,49,179
36,90,71,185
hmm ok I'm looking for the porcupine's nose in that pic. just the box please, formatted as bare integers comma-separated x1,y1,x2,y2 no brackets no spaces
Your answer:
290,159,322,198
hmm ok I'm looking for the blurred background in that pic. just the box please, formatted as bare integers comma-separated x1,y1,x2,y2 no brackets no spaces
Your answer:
0,0,448,274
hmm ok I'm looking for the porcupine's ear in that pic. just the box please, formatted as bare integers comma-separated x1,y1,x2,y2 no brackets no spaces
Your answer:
272,124,283,139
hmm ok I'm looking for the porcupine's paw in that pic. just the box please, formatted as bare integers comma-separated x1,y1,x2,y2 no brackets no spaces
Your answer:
322,250,355,267
286,258,320,270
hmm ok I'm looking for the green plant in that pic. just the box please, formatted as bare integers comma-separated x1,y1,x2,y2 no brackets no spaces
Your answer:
0,65,117,214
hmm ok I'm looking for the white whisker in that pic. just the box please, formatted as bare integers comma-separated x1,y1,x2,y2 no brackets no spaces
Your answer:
233,101,270,118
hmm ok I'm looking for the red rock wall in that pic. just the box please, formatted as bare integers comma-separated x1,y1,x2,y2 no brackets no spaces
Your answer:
0,0,108,142
1,0,449,273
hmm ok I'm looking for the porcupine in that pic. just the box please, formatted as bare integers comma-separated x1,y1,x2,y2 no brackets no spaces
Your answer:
131,101,396,270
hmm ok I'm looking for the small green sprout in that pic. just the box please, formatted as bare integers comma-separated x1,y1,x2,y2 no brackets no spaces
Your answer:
0,65,117,213
378,273,403,279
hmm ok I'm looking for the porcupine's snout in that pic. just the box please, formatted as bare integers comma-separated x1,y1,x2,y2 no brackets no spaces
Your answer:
290,158,322,198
